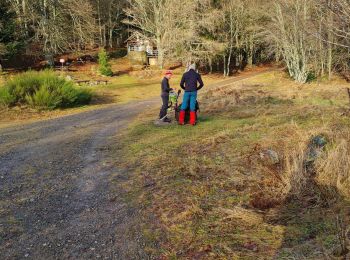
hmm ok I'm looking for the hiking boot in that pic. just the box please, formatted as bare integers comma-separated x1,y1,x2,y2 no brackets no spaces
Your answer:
189,111,196,126
178,110,185,125
162,117,171,123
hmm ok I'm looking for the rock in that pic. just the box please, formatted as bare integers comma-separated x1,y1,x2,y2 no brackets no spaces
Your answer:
311,135,328,147
259,149,279,165
306,135,328,163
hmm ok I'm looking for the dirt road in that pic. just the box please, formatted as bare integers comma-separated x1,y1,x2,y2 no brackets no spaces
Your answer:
0,100,157,260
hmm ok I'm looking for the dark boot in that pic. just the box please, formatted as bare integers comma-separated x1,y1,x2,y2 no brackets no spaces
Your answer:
163,117,171,123
189,111,196,126
179,110,185,125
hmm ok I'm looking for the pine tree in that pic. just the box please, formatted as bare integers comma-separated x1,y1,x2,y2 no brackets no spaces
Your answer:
98,48,113,76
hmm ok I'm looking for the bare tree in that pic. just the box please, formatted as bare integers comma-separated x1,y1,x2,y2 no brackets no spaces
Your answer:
312,0,350,77
7,0,98,55
268,0,312,83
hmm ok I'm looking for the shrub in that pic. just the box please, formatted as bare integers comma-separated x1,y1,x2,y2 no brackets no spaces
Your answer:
26,85,62,110
75,89,92,105
2,70,92,110
98,48,113,76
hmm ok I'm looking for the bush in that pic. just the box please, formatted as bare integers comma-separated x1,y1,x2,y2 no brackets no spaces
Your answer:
25,85,62,110
75,89,92,105
1,70,92,110
98,48,113,76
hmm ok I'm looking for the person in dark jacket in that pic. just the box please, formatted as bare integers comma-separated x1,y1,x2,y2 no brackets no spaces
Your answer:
179,64,204,125
159,70,174,122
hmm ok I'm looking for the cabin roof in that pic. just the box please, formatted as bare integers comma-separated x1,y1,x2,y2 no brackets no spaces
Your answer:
125,32,147,42
125,32,156,46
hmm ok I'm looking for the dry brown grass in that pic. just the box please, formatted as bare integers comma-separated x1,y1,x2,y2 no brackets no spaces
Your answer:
119,70,350,259
316,131,350,199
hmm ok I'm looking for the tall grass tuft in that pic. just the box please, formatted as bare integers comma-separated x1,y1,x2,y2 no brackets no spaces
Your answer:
0,86,15,108
0,70,92,110
316,131,350,199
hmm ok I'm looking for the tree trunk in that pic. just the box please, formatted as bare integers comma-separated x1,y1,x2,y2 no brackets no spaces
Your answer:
327,0,333,80
97,0,103,46
223,54,227,77
22,0,28,36
43,0,49,53
248,36,254,68
327,42,332,80
156,36,164,69
227,43,233,76
108,4,113,48
227,10,234,77
103,25,107,47
209,58,212,74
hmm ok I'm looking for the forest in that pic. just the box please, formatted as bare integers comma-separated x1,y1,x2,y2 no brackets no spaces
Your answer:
1,0,350,82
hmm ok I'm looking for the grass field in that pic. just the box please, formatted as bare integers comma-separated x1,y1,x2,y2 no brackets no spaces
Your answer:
118,71,350,259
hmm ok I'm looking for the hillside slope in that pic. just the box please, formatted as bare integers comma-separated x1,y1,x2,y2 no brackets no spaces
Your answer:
119,71,350,259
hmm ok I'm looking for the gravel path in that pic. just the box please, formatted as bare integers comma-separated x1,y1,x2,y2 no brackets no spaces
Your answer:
0,100,157,260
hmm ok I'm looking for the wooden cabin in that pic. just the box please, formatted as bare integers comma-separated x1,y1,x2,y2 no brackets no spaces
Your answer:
126,34,159,66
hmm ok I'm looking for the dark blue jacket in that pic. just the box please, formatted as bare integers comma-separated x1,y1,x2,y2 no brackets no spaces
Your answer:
180,69,204,92
161,77,172,97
